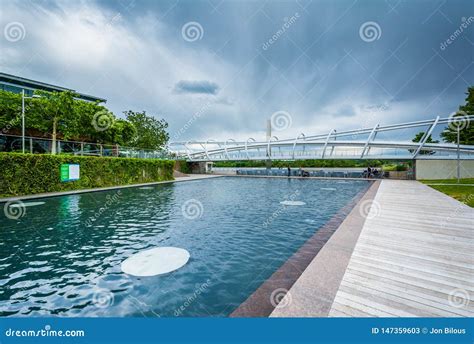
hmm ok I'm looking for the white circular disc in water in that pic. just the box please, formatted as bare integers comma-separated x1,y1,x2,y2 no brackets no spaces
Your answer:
280,200,306,206
121,247,190,277
321,188,336,191
10,201,45,207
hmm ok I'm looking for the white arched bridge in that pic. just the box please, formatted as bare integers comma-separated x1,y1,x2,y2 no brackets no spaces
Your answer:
168,116,474,162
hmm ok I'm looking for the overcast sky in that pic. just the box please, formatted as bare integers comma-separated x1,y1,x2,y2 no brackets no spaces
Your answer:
1,0,473,142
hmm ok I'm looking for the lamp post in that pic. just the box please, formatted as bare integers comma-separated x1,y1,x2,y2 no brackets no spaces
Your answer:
266,119,271,170
21,90,40,154
22,89,25,153
457,124,460,184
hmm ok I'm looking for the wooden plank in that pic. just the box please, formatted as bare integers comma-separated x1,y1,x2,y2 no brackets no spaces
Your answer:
355,241,474,268
343,271,474,316
329,180,474,317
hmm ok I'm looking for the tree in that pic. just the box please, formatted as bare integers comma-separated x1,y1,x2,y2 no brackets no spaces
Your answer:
1,89,171,153
441,86,474,145
124,110,169,150
35,90,76,154
106,119,137,146
411,131,439,155
412,131,439,144
71,100,116,143
0,90,22,133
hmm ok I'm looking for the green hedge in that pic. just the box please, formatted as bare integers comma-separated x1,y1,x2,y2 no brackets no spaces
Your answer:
0,153,175,197
174,160,192,174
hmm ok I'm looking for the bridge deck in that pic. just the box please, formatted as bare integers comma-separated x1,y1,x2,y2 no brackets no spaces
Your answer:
272,180,474,317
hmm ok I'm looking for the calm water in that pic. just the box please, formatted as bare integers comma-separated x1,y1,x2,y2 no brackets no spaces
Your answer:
0,177,368,317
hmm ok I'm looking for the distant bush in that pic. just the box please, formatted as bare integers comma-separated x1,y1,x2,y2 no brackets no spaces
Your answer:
0,153,174,197
395,164,408,171
174,160,192,174
214,159,389,168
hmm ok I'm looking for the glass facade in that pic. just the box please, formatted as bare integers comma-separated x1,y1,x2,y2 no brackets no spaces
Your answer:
0,83,34,96
0,73,105,103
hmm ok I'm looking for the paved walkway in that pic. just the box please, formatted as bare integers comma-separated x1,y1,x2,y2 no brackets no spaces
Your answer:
272,180,474,317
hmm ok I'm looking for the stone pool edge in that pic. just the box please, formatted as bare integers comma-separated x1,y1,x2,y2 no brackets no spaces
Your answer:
221,174,375,181
0,174,223,203
230,180,380,318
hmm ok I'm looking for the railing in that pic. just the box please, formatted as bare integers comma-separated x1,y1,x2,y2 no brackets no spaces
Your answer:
168,115,474,161
0,133,172,159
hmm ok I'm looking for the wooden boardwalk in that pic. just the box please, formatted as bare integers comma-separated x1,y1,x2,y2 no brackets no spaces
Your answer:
329,180,474,317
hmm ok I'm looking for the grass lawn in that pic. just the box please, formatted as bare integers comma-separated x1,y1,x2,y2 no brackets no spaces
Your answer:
420,178,474,184
420,179,474,207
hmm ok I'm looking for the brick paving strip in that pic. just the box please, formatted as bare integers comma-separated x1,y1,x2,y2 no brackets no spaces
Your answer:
231,180,380,317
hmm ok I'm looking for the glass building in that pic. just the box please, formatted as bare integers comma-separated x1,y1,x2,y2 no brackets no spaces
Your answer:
0,72,106,103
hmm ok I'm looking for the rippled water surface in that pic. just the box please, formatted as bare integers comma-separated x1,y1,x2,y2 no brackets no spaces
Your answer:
0,177,368,317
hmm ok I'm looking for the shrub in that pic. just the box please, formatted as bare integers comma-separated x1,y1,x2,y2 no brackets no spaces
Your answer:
0,153,174,197
174,160,192,174
395,164,407,171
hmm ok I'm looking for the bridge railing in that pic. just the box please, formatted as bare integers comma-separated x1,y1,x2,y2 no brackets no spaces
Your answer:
169,115,474,161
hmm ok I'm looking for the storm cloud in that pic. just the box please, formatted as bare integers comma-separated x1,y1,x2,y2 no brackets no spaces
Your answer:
0,0,472,141
174,80,220,95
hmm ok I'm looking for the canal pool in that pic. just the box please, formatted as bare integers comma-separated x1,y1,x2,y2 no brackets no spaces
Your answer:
0,177,369,317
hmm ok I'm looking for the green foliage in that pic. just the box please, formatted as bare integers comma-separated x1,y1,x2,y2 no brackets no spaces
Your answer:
441,86,474,145
0,153,175,197
423,183,474,207
35,90,76,154
124,110,169,150
412,131,439,143
174,160,192,174
0,90,22,132
411,131,439,155
0,90,169,150
213,159,394,168
383,163,408,171
395,164,407,171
